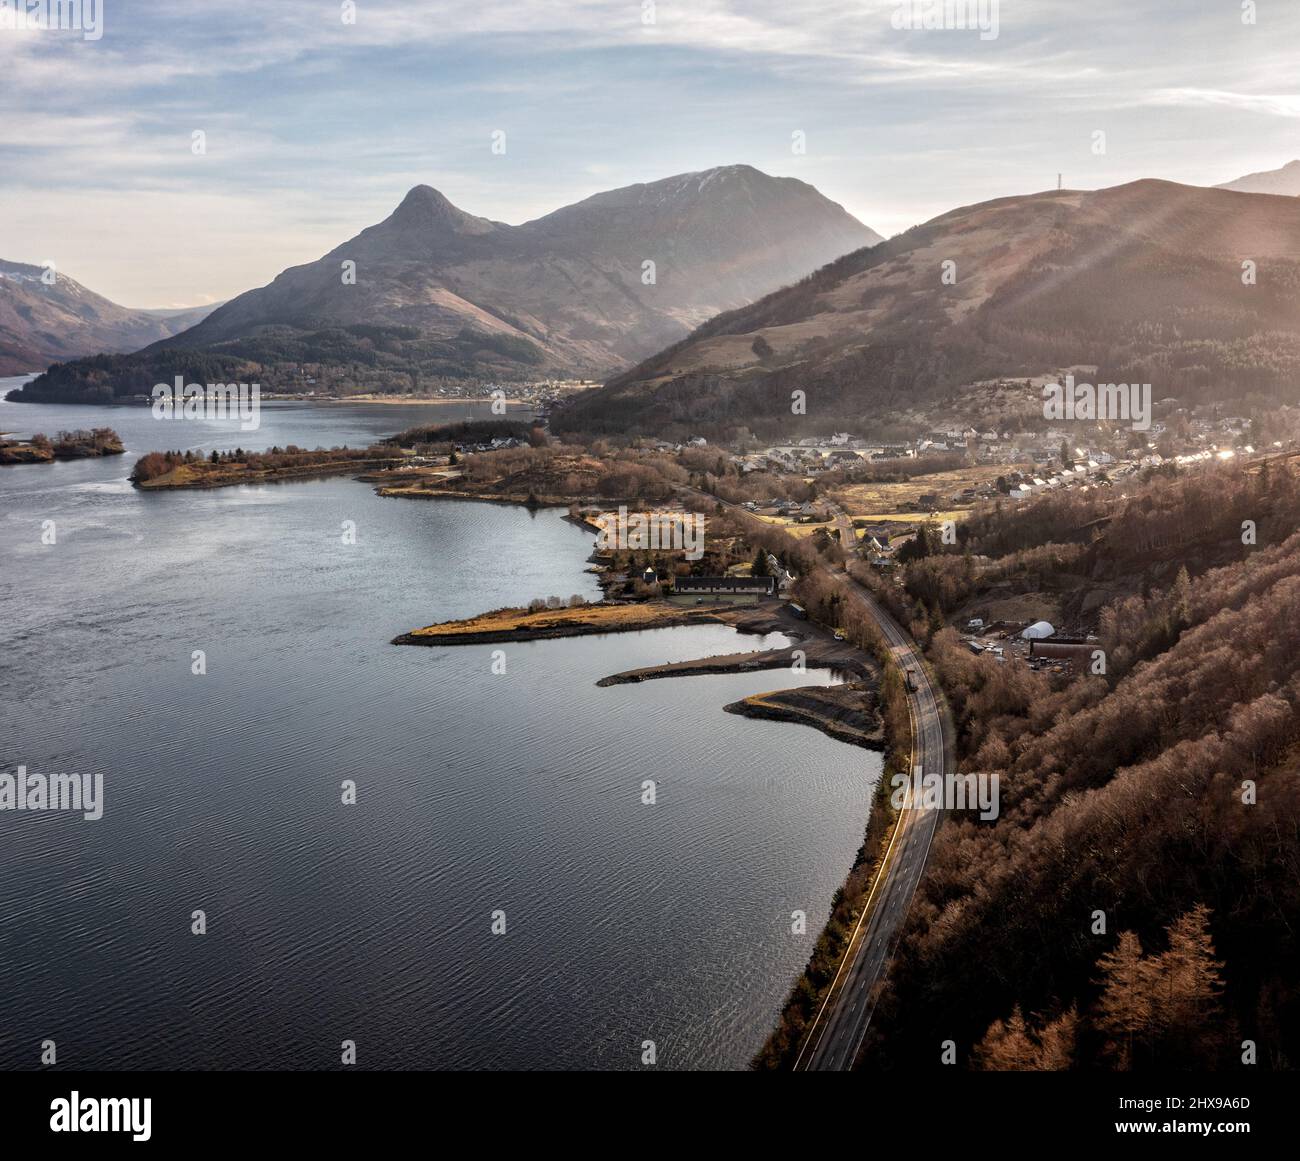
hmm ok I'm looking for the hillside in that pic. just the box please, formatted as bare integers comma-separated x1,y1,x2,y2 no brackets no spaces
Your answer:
850,454,1300,1070
1217,160,1300,196
12,166,879,404
0,260,215,377
557,180,1300,439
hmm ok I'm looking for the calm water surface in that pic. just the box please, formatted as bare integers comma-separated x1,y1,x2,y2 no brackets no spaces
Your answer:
0,379,879,1069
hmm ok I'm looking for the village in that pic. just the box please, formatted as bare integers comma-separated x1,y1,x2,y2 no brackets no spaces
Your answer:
360,390,1300,694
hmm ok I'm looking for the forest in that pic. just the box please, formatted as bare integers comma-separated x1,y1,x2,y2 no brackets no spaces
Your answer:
9,323,546,405
384,418,538,449
129,443,396,484
856,454,1300,1070
0,427,125,463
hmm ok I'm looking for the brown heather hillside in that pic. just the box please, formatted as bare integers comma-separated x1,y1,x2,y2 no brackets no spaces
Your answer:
854,456,1300,1071
558,180,1300,440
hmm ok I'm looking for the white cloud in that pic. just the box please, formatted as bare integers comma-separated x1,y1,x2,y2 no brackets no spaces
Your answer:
5,0,1300,303
1146,89,1300,120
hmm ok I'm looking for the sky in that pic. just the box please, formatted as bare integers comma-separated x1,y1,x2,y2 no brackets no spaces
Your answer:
2,0,1298,307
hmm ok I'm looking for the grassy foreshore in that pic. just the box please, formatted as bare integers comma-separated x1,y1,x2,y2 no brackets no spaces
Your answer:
393,599,737,645
396,597,885,751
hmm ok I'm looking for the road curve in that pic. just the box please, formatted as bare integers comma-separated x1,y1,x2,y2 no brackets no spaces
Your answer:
677,487,952,1070
793,566,949,1071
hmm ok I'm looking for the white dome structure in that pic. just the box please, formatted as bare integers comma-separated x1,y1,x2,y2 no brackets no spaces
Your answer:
1021,620,1055,640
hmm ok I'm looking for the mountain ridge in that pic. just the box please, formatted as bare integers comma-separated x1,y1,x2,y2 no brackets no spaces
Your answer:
0,260,217,377
556,178,1300,439
1216,160,1300,196
14,166,880,403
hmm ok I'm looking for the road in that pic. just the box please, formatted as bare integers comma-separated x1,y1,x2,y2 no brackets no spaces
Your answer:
828,504,858,551
794,564,948,1071
681,488,952,1069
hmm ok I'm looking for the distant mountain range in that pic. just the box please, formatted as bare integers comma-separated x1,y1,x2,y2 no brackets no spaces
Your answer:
11,166,879,404
556,179,1300,439
1216,160,1300,196
0,260,217,377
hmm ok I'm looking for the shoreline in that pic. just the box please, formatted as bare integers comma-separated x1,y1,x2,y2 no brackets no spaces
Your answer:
373,482,568,507
0,445,126,465
1,392,539,410
724,683,884,749
595,641,870,685
0,436,126,466
392,599,762,646
134,455,405,490
317,395,538,407
394,595,885,753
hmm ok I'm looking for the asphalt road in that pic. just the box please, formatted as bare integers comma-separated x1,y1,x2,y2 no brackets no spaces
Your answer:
680,488,952,1070
793,568,948,1071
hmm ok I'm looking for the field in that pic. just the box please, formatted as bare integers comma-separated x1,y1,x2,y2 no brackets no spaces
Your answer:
749,516,836,538
399,600,729,643
831,463,1025,523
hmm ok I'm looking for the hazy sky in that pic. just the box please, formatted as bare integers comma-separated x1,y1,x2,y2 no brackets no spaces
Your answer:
3,0,1298,307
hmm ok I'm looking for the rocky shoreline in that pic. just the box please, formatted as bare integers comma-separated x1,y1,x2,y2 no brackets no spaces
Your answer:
395,595,884,750
595,640,871,686
724,683,884,749
0,435,125,465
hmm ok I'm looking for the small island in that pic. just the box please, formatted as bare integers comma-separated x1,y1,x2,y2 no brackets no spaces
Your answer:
0,427,125,465
130,444,406,489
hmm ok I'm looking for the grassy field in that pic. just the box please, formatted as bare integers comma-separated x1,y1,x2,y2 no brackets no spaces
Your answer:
406,600,717,639
853,510,967,525
832,463,1024,522
746,513,836,537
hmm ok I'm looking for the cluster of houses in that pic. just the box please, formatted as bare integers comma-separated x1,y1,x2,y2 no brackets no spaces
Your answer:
672,575,780,599
659,550,797,604
737,498,829,522
843,522,921,568
716,430,1132,475
959,618,1105,674
1004,460,1113,501
920,428,1138,467
729,446,859,474
454,435,525,453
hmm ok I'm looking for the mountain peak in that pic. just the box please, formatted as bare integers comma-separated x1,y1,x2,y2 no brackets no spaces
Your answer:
697,163,763,178
387,185,497,235
14,165,881,395
399,183,454,209
544,163,874,239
